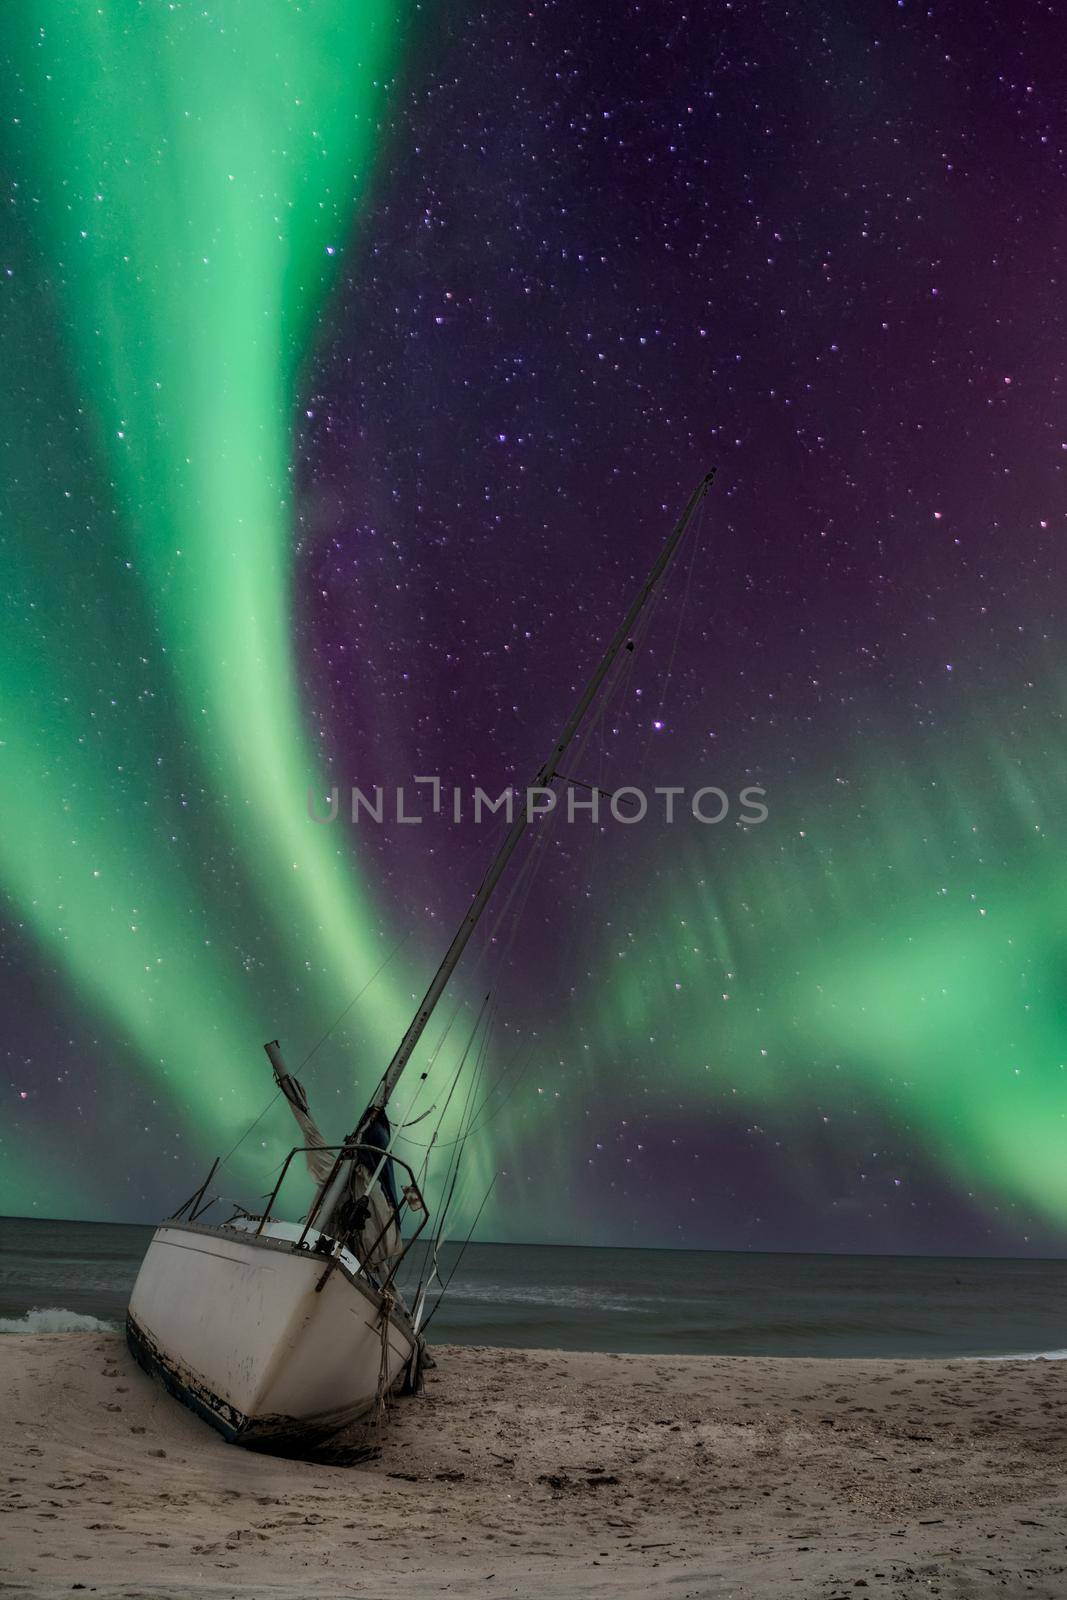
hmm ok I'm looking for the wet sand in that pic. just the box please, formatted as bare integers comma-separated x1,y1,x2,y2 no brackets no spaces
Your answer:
2,1331,1066,1597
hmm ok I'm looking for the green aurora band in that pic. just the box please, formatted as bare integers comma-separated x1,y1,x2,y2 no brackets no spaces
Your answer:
579,693,1067,1244
0,2,434,1217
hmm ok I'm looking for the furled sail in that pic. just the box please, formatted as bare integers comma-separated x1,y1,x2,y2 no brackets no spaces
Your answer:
264,1042,336,1184
278,1072,335,1184
322,1108,402,1272
265,1040,401,1270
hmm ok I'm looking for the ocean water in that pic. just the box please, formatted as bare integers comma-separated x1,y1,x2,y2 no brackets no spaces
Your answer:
1,1214,1066,1359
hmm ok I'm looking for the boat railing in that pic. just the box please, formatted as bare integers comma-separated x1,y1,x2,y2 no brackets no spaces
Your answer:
170,1143,428,1296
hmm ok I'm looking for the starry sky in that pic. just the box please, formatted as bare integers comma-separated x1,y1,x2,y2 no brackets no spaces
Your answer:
2,1,1065,1255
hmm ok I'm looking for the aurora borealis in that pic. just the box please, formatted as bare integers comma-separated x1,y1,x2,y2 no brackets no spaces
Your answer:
3,2,1066,1254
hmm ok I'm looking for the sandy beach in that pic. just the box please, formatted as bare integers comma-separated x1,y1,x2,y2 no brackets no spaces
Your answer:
1,1332,1066,1598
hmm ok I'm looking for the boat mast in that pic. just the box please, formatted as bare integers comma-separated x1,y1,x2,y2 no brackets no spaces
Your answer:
364,469,715,1121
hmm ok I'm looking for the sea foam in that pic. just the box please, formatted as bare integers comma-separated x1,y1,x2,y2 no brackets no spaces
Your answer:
971,1349,1067,1361
0,1306,116,1335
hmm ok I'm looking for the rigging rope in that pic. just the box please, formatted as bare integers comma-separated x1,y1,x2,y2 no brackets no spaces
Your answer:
434,504,705,1221
419,1174,498,1333
633,494,705,784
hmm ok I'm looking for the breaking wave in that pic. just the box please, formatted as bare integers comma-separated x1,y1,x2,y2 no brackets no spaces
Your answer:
971,1348,1067,1362
0,1306,117,1334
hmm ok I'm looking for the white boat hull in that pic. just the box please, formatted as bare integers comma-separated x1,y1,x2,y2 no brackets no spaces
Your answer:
127,1221,419,1450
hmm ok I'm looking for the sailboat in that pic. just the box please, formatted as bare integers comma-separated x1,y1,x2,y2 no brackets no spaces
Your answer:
126,470,715,1451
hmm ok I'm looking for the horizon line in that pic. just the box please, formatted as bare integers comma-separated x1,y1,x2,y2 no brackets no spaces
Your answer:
2,1214,1066,1267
